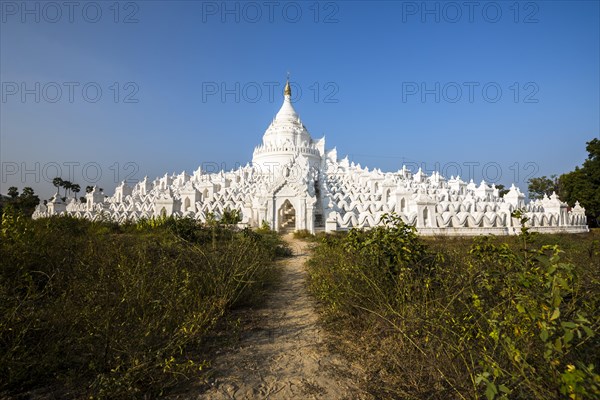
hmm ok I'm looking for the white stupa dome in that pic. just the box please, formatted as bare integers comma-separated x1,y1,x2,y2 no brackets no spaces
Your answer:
253,80,321,170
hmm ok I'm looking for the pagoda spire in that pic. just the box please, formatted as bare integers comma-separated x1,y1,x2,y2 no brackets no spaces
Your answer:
284,77,291,97
273,74,300,122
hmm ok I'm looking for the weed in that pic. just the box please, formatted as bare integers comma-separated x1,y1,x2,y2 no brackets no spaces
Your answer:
307,213,600,399
0,208,285,398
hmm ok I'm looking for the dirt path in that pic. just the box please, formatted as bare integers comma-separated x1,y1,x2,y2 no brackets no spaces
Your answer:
199,234,368,400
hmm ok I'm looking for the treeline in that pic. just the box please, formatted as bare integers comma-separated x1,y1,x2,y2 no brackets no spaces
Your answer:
0,186,40,216
51,177,100,203
0,211,289,398
1,178,99,218
307,214,599,399
528,138,600,227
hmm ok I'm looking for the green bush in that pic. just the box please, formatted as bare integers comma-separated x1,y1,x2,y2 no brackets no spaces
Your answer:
309,213,430,319
0,210,284,398
293,229,316,241
307,213,600,399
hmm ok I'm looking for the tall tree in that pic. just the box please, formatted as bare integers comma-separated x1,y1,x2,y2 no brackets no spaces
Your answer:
21,187,34,197
18,187,40,216
496,184,510,197
62,181,72,198
527,175,560,200
560,138,600,227
71,184,81,200
7,187,18,199
52,177,64,195
0,186,40,217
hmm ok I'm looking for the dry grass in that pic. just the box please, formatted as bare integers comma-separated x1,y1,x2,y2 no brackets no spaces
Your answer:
308,218,600,399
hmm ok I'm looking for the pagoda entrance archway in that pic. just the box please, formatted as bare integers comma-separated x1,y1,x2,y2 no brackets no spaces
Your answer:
278,199,296,231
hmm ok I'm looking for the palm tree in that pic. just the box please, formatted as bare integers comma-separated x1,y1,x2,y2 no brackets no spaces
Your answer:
71,184,81,200
62,181,72,198
52,177,63,195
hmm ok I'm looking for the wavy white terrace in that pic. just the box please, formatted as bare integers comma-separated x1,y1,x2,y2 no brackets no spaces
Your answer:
34,81,588,235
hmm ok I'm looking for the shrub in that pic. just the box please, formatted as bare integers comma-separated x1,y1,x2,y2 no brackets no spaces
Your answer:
0,209,284,398
293,229,315,240
307,213,600,399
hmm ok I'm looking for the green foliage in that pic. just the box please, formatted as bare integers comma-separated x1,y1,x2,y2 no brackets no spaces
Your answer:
0,186,40,217
308,213,600,399
0,208,285,398
496,184,510,197
293,229,316,240
7,186,18,199
71,183,81,196
468,234,598,398
220,208,241,225
560,138,600,227
254,222,293,258
343,213,427,274
528,175,560,200
52,177,63,192
308,213,430,318
524,138,600,226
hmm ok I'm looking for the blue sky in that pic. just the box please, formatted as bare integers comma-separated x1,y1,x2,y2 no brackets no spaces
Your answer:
1,0,599,199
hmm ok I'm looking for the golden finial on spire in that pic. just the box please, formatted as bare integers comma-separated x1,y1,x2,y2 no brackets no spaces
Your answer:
284,72,291,96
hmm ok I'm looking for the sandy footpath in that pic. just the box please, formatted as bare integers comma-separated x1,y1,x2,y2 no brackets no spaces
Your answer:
198,234,369,400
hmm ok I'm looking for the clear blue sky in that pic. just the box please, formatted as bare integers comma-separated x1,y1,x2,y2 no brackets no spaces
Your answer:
1,0,599,199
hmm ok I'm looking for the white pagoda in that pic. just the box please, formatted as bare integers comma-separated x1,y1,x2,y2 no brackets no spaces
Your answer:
34,81,588,235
